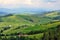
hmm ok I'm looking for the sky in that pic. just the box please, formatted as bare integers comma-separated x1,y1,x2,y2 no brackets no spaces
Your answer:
0,0,60,12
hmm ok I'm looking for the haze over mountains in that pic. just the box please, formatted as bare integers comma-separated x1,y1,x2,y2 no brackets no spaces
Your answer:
0,8,53,14
0,8,60,16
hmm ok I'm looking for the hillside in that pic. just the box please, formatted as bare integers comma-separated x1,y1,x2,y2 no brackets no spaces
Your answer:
0,11,60,40
44,11,60,20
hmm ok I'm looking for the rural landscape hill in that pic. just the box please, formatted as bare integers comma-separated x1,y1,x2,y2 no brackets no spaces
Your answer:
0,11,60,40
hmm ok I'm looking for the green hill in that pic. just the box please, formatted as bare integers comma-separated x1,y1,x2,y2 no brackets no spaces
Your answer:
44,11,60,20
0,11,60,40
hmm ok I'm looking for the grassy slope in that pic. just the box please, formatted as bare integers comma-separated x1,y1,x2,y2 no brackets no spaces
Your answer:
0,11,60,40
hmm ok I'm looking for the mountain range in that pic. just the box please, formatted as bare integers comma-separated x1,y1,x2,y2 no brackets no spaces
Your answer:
0,8,51,14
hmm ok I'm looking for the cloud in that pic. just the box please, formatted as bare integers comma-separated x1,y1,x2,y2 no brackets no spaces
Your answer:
0,0,32,8
0,0,60,10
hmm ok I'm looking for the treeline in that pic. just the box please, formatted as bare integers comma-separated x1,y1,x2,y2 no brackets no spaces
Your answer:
42,25,60,40
0,25,60,40
0,36,42,40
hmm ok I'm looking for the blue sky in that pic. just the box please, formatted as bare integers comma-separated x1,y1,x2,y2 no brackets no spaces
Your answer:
0,0,60,12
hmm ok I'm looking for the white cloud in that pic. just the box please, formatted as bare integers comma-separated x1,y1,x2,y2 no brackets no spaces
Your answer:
0,0,60,10
0,0,32,8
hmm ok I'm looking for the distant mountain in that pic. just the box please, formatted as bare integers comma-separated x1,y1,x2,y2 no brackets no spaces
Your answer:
0,8,50,14
0,8,60,16
13,8,50,14
0,12,9,16
0,8,16,13
0,8,15,16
